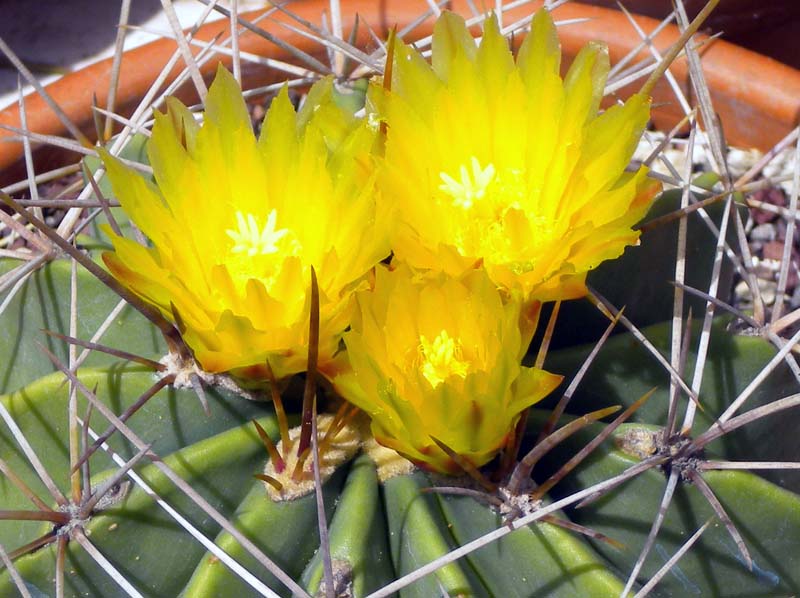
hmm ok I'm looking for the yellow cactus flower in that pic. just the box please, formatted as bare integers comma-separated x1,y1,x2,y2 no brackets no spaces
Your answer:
374,9,661,301
101,66,390,381
329,264,563,474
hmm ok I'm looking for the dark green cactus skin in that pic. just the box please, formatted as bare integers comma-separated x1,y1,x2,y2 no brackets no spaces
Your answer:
545,189,737,349
532,413,800,597
2,186,800,597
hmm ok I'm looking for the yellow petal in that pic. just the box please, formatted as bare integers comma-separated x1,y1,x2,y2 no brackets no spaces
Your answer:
431,11,478,82
329,264,561,473
203,63,252,137
374,8,659,303
102,69,390,382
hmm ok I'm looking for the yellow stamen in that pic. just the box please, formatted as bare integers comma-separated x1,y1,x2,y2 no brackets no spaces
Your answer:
419,330,469,387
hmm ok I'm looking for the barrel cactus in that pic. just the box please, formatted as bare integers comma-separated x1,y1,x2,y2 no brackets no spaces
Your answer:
1,2,799,597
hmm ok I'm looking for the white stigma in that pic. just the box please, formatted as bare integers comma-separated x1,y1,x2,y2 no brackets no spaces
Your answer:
438,156,496,209
225,209,289,256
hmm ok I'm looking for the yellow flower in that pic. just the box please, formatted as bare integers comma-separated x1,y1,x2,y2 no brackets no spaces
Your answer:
329,264,563,474
101,66,391,381
374,9,660,301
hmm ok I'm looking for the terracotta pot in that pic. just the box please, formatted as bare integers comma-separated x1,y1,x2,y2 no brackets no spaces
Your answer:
1,0,799,186
581,0,799,35
580,0,800,69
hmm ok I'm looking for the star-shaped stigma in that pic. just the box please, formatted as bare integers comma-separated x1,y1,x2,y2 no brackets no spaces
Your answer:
439,156,497,209
226,209,290,256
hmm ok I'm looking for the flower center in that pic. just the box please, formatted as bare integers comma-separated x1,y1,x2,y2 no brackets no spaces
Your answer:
419,330,469,388
438,156,496,209
225,209,290,256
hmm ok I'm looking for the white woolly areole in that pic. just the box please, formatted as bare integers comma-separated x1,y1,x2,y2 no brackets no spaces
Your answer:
362,436,416,482
497,485,543,519
263,414,419,501
263,414,366,502
158,351,258,400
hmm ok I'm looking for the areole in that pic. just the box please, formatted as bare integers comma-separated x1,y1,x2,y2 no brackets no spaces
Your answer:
1,0,799,187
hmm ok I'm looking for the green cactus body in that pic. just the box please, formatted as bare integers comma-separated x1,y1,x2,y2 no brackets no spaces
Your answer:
1,256,799,596
3,9,800,598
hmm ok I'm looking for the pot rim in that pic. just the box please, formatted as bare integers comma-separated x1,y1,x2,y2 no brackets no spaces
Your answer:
1,0,798,184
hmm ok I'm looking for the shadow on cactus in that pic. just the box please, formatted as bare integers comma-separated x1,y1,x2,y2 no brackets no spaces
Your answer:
1,3,800,598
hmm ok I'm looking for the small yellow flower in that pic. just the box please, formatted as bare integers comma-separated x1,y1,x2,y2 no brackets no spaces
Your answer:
329,264,563,474
101,66,390,381
374,9,661,301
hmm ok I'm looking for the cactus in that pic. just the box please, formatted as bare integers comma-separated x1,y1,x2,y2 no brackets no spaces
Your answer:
2,2,800,597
